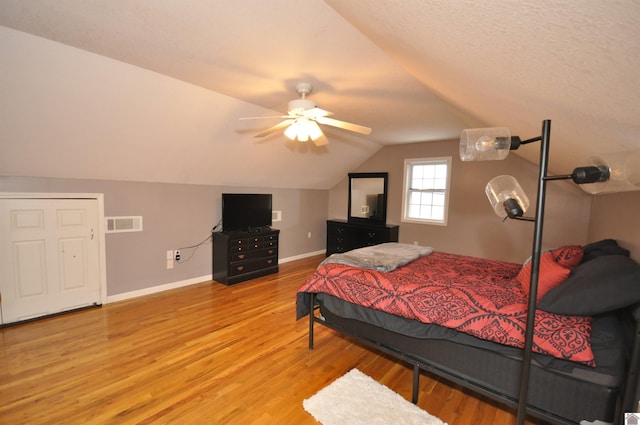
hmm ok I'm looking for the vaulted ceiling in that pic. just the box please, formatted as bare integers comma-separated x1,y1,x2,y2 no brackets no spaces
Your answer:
1,1,639,189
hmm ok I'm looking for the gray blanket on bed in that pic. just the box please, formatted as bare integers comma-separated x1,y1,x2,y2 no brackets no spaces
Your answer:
320,242,434,272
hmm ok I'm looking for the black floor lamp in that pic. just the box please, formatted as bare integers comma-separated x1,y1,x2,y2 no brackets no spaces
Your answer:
459,119,640,425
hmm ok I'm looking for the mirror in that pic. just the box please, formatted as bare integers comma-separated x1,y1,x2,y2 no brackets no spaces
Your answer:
348,172,388,225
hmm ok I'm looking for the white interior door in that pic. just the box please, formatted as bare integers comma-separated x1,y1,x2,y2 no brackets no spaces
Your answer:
0,197,103,324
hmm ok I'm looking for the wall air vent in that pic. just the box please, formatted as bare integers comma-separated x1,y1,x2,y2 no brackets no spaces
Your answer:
105,216,143,233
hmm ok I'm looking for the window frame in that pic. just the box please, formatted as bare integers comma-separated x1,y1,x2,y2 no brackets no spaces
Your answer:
401,156,452,226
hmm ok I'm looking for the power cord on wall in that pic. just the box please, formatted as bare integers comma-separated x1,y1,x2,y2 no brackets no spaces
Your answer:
175,221,221,264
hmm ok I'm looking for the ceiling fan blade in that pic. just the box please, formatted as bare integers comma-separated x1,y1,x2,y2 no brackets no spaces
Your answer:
254,119,295,138
312,133,329,146
315,116,372,135
239,115,293,120
303,107,333,118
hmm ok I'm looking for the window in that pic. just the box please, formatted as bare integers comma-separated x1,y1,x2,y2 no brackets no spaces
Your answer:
402,157,452,225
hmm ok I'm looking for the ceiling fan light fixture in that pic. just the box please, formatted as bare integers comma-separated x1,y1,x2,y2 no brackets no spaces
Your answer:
245,81,371,145
308,120,323,141
297,118,312,142
283,118,323,142
284,122,298,140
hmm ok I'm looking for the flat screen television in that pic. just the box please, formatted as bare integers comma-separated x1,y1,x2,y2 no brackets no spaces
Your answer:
222,193,272,232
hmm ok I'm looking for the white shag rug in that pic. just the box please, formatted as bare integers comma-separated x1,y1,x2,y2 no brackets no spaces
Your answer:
303,369,448,425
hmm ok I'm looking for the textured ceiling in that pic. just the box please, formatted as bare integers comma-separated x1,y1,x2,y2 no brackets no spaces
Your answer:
0,0,639,189
327,0,640,169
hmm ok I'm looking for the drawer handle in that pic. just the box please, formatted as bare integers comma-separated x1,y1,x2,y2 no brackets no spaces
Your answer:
266,259,273,264
267,249,274,254
236,266,244,271
238,254,245,260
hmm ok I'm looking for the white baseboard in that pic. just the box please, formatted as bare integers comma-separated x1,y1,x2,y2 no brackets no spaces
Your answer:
106,274,212,304
106,249,325,304
279,249,325,263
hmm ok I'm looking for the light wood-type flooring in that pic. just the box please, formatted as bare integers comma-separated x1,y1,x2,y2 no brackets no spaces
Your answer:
0,255,551,424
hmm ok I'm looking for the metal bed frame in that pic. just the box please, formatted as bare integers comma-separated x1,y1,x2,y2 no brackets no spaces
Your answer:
307,293,640,425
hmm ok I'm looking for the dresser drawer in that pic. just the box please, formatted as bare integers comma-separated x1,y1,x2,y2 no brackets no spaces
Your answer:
231,235,278,252
357,228,388,244
231,247,278,262
326,220,399,256
228,256,278,276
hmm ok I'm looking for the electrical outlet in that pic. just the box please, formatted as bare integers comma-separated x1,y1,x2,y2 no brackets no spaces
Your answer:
166,250,173,260
307,232,312,239
167,259,174,269
174,250,181,261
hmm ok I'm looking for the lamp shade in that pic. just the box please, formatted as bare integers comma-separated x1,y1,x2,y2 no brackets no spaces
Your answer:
485,175,530,218
460,127,512,161
579,150,640,194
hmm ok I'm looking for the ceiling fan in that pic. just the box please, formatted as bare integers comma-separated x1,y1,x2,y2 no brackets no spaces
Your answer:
241,82,372,146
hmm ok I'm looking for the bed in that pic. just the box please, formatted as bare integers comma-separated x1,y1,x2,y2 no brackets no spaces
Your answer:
296,239,640,425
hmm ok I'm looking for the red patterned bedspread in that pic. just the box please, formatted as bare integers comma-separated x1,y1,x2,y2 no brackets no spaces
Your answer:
297,251,594,365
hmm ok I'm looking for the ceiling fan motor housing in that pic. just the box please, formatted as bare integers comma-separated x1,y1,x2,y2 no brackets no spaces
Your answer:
288,98,316,115
295,82,312,96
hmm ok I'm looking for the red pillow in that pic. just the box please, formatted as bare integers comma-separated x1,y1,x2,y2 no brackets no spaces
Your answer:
551,245,584,268
517,251,571,301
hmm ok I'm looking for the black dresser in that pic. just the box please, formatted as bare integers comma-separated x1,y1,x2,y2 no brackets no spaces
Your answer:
326,219,399,256
212,229,279,285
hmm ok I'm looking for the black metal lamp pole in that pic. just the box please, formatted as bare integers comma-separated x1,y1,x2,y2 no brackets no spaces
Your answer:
516,119,551,425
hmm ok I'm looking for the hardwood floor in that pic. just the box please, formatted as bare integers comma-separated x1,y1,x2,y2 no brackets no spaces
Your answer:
0,255,550,424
